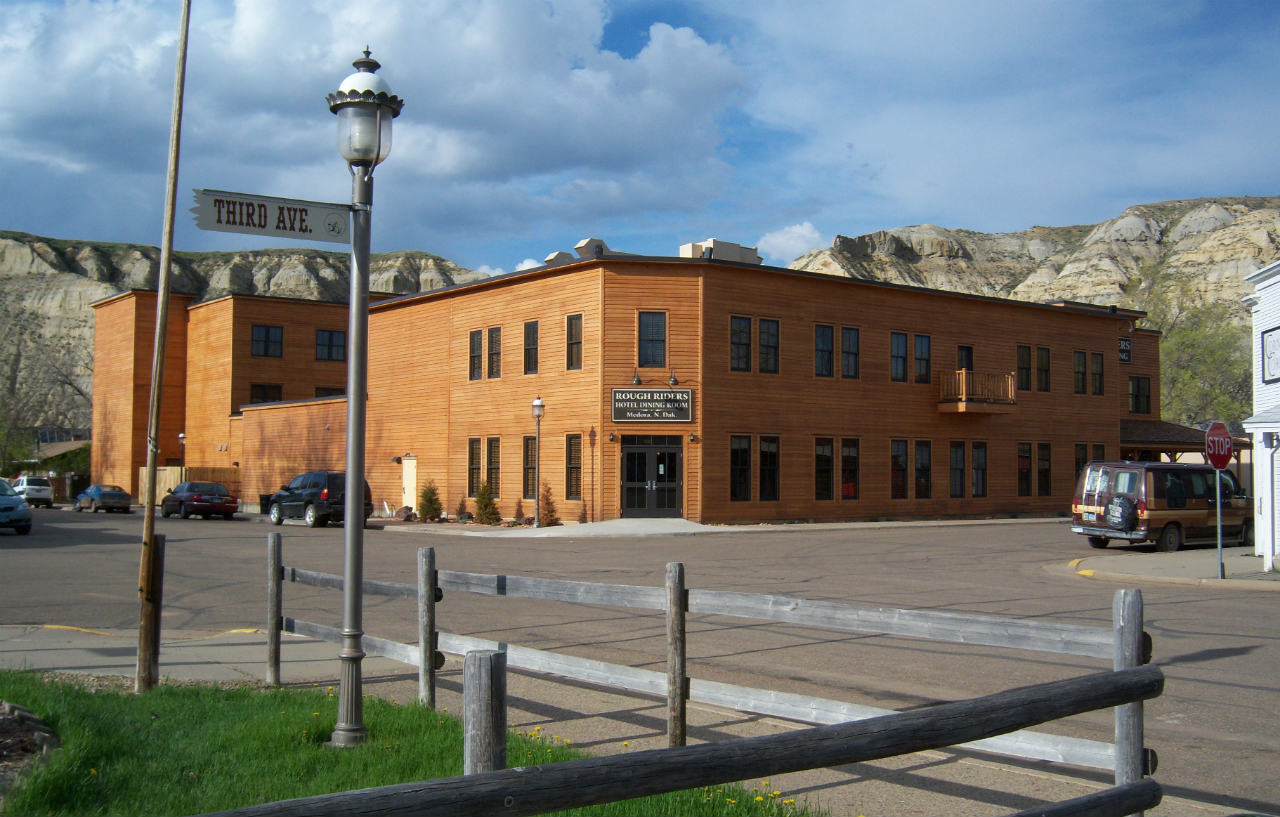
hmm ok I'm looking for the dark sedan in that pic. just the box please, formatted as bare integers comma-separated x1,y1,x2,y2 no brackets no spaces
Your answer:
161,481,238,520
74,484,133,513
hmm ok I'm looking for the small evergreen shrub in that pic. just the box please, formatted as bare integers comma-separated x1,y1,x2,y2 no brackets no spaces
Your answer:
474,481,501,525
538,480,561,526
418,479,443,521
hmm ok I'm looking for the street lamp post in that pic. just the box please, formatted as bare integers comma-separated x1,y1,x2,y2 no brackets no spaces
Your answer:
532,397,544,528
325,50,402,748
177,432,185,471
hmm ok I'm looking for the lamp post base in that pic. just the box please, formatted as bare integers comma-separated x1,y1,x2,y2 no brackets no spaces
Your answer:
327,641,367,747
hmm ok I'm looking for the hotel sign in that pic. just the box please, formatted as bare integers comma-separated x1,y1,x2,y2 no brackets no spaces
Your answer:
611,388,693,422
191,189,351,244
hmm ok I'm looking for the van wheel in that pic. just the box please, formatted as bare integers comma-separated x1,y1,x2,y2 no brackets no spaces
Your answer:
1157,524,1182,552
1088,536,1109,549
1240,520,1254,549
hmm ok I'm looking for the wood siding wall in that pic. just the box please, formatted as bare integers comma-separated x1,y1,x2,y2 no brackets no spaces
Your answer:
239,398,347,507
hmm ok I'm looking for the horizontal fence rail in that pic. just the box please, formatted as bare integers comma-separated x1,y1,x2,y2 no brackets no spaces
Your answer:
199,666,1163,817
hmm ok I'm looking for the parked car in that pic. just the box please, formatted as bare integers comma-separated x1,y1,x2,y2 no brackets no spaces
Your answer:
161,481,238,520
74,484,134,513
266,471,372,528
12,475,53,508
0,480,32,535
1070,460,1252,552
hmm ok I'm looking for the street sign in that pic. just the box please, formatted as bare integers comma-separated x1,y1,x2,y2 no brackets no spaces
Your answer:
191,189,351,244
1205,422,1233,470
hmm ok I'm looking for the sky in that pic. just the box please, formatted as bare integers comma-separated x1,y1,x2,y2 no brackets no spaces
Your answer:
2,1,1279,273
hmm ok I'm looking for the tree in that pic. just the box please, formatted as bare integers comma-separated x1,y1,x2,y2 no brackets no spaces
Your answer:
538,480,561,527
474,481,501,525
1158,302,1251,429
418,479,442,521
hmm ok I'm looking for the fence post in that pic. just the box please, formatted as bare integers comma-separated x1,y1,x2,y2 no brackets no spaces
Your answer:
1114,588,1144,799
666,561,687,747
463,650,506,774
418,547,437,708
267,532,282,686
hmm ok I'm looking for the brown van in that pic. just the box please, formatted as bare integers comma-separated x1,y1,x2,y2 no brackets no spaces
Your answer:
1071,461,1253,552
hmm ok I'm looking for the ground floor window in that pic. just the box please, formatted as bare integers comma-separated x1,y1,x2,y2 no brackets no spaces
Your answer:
1037,442,1052,496
523,436,537,499
486,437,500,496
1017,442,1032,497
891,439,908,499
915,440,931,499
565,434,582,500
814,437,834,500
1075,443,1088,480
950,441,965,498
759,436,780,501
467,438,481,497
972,441,987,497
249,383,282,404
1093,443,1105,462
730,435,751,501
841,438,859,500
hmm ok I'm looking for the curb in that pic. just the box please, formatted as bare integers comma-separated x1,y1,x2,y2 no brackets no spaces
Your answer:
1067,558,1280,591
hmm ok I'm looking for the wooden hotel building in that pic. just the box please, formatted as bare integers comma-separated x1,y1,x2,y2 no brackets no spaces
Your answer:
92,239,1161,523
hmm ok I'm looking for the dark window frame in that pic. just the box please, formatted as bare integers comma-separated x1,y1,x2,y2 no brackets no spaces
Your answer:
523,321,538,375
841,327,860,379
1036,346,1051,392
487,327,502,379
730,316,752,372
950,441,965,498
957,345,974,372
523,436,537,500
890,332,908,382
486,437,501,497
841,437,859,500
1018,442,1033,497
638,311,667,368
251,324,283,358
469,330,483,381
914,335,931,384
759,436,780,501
1016,345,1032,391
814,437,834,501
566,314,583,371
249,383,282,404
1091,352,1104,395
891,439,908,499
814,325,834,378
467,438,481,497
915,440,932,499
730,435,751,501
1129,376,1151,414
1037,442,1052,496
759,319,780,374
972,441,988,498
1073,351,1087,394
316,329,346,362
565,434,583,500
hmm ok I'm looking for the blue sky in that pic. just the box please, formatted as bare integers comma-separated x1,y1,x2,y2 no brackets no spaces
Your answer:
2,0,1279,273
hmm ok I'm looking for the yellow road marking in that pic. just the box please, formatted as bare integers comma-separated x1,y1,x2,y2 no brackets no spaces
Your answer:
224,628,260,634
1068,558,1084,569
43,624,113,636
1078,569,1095,577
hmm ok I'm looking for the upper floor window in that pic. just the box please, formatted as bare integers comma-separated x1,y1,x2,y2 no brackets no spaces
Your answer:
1016,345,1031,390
566,314,583,371
315,386,344,398
890,332,908,382
1036,346,1051,391
957,345,973,372
524,321,539,375
1091,352,1104,395
814,324,834,378
469,330,483,381
638,311,666,368
759,319,779,374
488,327,502,378
914,335,931,384
730,316,752,372
249,383,282,404
316,329,345,362
1074,351,1087,394
1129,376,1151,414
842,328,860,378
252,325,283,358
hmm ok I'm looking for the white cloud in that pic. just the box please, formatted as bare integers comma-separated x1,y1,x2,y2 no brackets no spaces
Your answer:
515,258,541,271
758,222,826,265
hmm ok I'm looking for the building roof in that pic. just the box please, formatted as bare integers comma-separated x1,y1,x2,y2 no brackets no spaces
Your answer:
1121,419,1251,452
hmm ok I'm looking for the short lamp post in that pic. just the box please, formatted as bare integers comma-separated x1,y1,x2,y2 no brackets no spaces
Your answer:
325,50,403,748
532,396,544,527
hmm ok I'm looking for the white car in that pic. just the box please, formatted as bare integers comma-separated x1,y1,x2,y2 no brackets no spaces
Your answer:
12,475,53,508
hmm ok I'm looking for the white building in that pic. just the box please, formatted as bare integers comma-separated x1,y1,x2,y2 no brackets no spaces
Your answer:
1243,259,1280,571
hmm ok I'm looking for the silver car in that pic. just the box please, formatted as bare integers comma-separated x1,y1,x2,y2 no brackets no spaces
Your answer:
0,480,33,534
12,475,53,508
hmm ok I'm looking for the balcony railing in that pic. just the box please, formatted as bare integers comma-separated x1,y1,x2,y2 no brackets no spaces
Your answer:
939,370,1017,413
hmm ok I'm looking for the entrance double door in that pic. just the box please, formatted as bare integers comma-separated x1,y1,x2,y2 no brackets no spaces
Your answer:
621,435,682,518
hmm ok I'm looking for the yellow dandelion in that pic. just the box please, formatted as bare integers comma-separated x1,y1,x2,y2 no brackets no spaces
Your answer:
563,738,570,744
89,769,97,776
622,741,629,747
756,795,765,802
312,712,320,717
784,799,795,805
762,780,769,786
772,791,781,797
725,798,736,804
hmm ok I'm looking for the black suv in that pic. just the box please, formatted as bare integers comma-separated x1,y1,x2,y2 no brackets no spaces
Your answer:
266,471,373,528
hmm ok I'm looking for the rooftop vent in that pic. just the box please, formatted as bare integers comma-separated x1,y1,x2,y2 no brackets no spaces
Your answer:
679,238,762,265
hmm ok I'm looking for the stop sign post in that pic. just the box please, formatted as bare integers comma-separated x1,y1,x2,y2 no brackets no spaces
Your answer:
1205,422,1233,579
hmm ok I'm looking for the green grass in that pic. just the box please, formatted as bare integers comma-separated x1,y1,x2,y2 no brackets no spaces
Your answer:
0,671,823,817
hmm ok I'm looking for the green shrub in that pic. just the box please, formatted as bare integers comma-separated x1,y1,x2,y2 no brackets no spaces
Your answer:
474,482,501,525
539,481,561,526
418,480,442,521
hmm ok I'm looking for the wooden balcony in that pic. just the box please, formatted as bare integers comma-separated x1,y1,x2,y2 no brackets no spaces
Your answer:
938,370,1017,413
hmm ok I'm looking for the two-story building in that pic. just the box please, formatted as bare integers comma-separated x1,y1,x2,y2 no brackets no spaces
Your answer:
1244,259,1280,570
94,239,1166,523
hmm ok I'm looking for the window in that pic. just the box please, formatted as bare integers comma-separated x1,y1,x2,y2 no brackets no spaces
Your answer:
814,437,834,500
487,327,502,378
1091,353,1104,395
841,438,859,500
524,321,538,375
249,383,282,404
1075,444,1089,479
638,311,666,368
814,325,834,377
914,335,931,384
730,317,752,372
730,436,751,501
252,325,282,357
523,436,537,499
486,437,500,496
957,345,973,372
1074,351,1087,394
972,442,988,498
841,328,860,378
1129,376,1151,414
316,329,345,361
1037,442,1052,496
566,314,583,370
1036,347,1051,391
950,441,965,498
565,434,582,500
759,319,779,374
1016,345,1031,390
467,438,481,496
915,440,931,499
315,386,344,398
1018,442,1033,497
891,439,908,499
1093,443,1105,462
759,436,780,501
469,330,483,381
890,332,908,382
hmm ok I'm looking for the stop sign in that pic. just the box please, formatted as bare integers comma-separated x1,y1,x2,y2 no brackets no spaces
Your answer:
1205,422,1233,470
